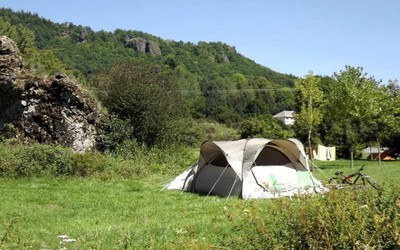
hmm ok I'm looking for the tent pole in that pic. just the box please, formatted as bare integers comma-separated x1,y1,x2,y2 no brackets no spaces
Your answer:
226,175,240,202
204,164,229,201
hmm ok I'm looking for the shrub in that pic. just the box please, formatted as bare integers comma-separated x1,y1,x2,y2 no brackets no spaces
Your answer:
222,189,400,249
95,61,193,146
113,139,198,176
0,140,198,178
239,115,294,139
96,115,134,152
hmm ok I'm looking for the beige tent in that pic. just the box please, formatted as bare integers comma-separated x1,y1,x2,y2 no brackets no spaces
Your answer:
166,138,326,199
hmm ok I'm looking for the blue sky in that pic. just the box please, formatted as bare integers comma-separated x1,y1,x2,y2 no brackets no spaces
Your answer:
1,0,399,83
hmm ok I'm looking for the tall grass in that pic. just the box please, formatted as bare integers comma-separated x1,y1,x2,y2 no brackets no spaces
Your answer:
0,140,197,178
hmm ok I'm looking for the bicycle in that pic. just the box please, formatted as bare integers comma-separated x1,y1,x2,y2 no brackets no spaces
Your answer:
328,165,382,190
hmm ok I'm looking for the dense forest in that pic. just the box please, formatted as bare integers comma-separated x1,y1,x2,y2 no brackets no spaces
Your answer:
1,8,400,158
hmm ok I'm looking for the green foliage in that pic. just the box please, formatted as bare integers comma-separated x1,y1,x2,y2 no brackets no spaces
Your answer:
96,115,134,152
224,189,400,249
380,81,400,152
294,67,400,159
0,8,297,126
95,61,196,146
294,72,324,146
0,141,105,177
0,17,35,53
4,7,400,156
0,123,18,140
239,115,294,139
323,66,385,157
197,121,240,141
113,139,198,175
23,48,69,75
0,140,198,178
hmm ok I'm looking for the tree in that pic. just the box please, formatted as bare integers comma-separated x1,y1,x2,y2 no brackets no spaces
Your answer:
379,80,400,155
326,66,382,161
95,61,191,146
0,18,35,53
294,72,324,151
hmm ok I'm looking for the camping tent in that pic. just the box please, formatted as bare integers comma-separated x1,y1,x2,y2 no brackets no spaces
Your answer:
166,138,326,199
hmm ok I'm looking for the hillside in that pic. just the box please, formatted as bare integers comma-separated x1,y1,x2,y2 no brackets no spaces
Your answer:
0,8,297,122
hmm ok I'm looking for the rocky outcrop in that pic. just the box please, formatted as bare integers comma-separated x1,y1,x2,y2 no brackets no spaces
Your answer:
126,38,147,53
125,38,161,56
0,36,100,152
146,40,161,56
78,27,88,43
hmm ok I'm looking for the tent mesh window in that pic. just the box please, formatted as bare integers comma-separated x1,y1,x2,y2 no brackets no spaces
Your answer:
255,146,292,166
210,152,229,167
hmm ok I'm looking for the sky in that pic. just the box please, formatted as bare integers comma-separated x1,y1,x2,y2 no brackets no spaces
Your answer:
1,0,399,83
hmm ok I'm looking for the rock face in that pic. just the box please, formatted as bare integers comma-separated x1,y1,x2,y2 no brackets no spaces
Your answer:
78,27,88,43
146,40,161,56
0,36,100,152
125,38,161,56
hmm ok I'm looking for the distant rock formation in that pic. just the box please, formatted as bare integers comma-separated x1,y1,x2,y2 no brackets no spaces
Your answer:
125,37,161,56
0,36,100,152
78,27,88,43
146,40,161,56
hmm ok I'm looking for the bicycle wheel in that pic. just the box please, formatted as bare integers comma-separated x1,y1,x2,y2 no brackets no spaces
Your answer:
364,176,382,190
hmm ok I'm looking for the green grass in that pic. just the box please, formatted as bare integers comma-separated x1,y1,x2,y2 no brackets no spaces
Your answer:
0,176,245,249
311,159,399,189
0,158,399,249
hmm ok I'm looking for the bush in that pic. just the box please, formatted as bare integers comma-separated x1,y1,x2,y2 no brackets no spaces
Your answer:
113,139,198,176
95,61,193,146
0,141,106,177
239,115,294,139
0,140,198,178
222,189,400,249
96,115,134,152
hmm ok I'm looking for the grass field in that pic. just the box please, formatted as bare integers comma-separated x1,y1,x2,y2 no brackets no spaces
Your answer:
0,159,399,249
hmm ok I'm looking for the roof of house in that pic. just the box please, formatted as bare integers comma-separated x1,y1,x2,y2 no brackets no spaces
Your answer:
273,110,294,118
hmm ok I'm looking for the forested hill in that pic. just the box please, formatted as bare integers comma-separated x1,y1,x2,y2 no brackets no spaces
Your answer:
0,8,297,123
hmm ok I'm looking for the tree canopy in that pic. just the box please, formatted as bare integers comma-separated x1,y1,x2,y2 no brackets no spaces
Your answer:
95,61,193,146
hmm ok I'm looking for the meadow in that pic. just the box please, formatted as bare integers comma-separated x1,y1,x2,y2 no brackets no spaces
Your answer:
0,142,399,249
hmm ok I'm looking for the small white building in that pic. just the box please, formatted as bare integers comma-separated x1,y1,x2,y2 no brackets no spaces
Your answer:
273,110,295,126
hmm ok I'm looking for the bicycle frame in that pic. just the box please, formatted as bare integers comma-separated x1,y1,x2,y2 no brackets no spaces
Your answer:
328,165,380,190
337,166,364,185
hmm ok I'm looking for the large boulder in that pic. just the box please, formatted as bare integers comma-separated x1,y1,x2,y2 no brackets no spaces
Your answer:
146,40,161,56
0,36,100,152
125,37,161,56
126,37,147,53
